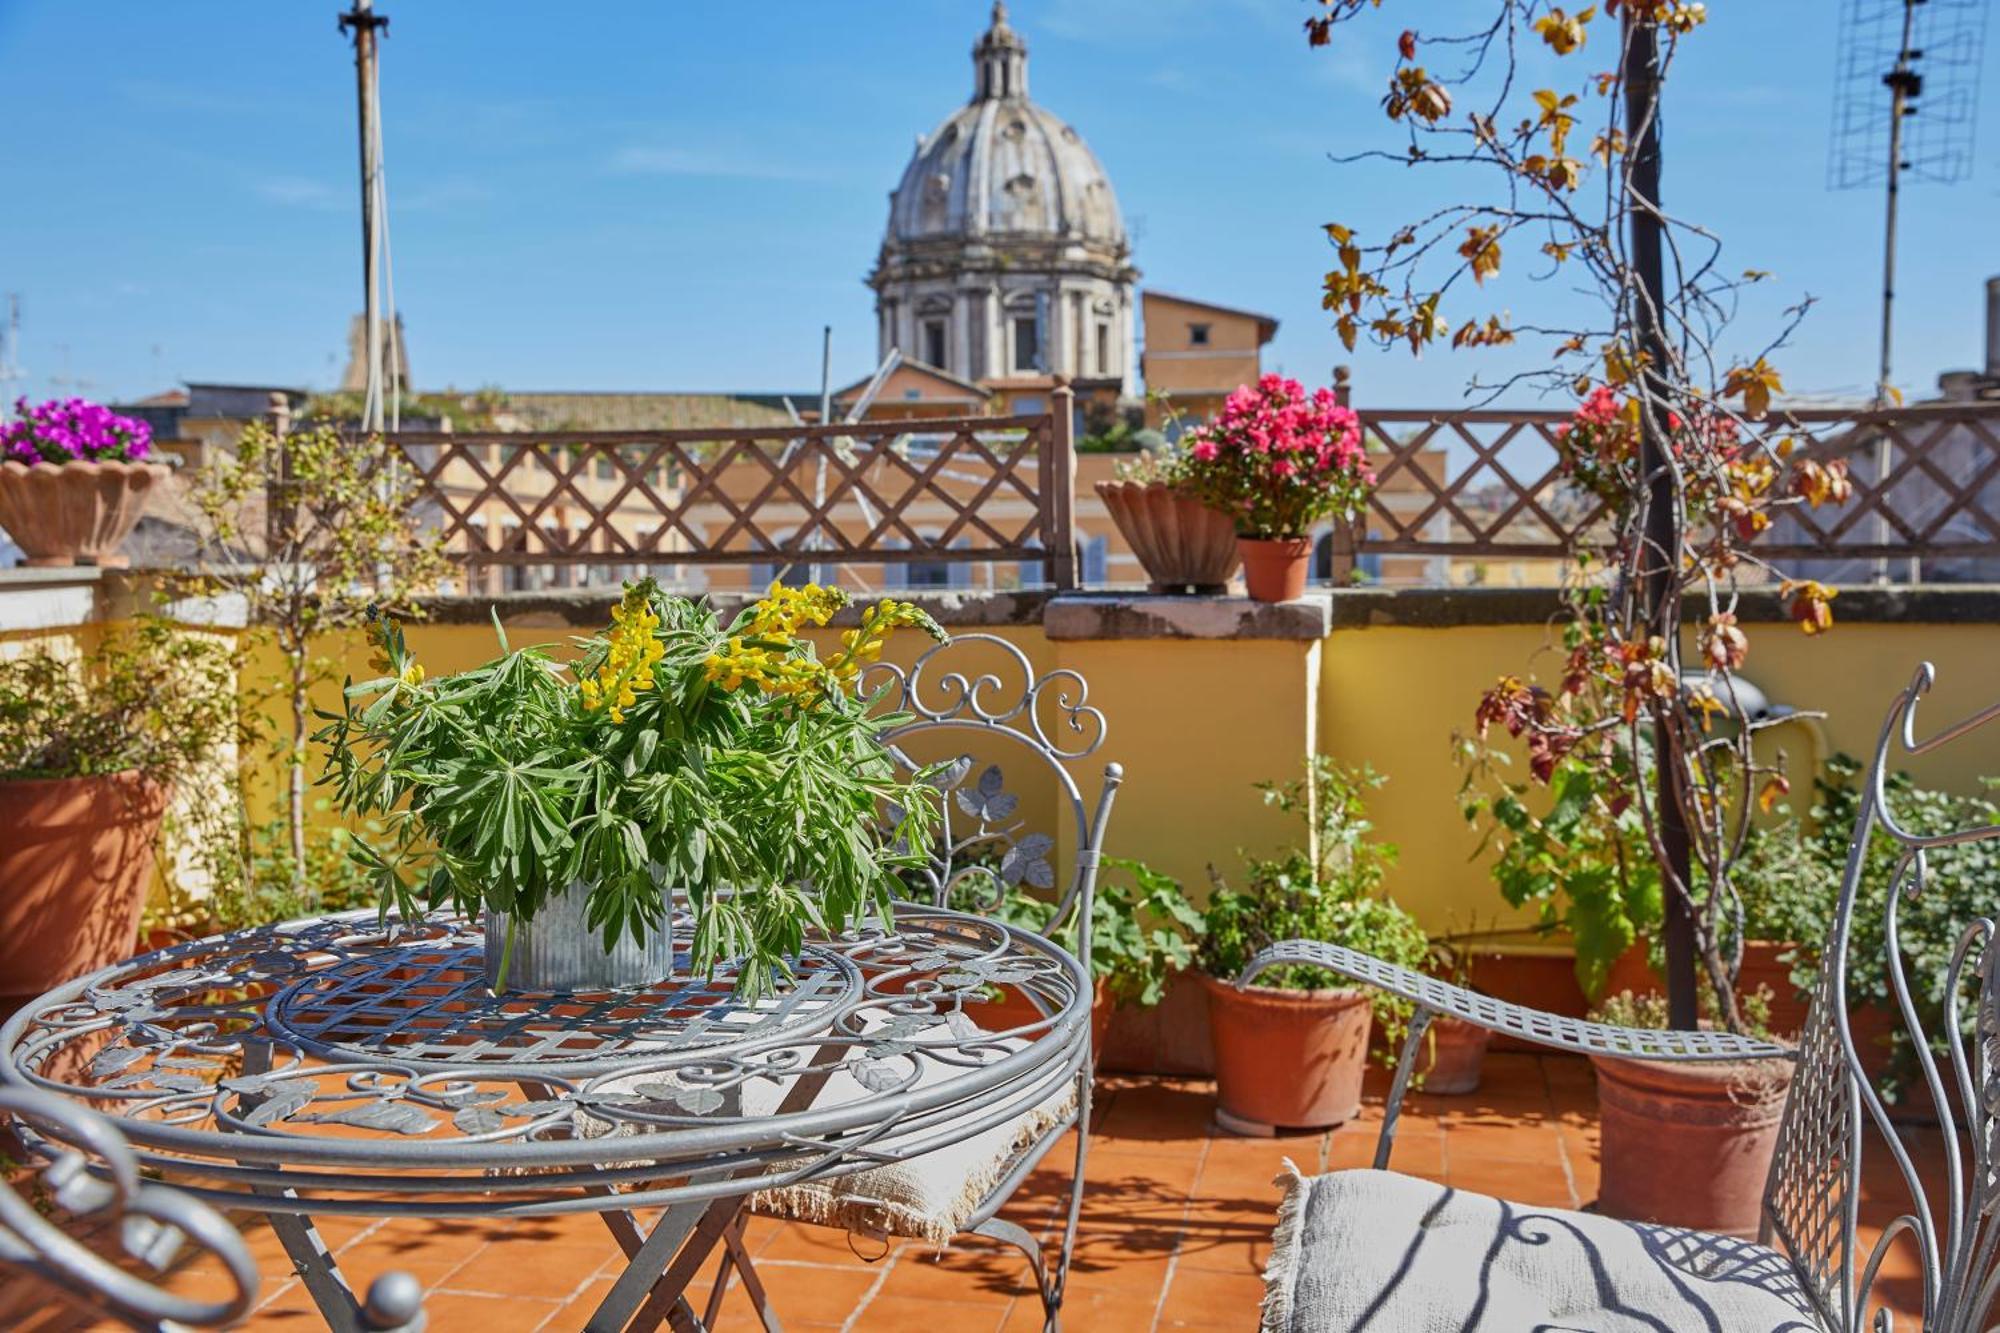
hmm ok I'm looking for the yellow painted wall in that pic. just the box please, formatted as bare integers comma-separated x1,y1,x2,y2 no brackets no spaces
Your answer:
226,602,2000,946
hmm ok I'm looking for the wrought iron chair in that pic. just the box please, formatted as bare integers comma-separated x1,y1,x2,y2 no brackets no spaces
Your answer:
734,633,1121,1332
1252,663,2000,1333
2,1087,427,1331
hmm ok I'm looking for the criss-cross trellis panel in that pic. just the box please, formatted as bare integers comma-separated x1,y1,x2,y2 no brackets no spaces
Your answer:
1349,402,2000,568
383,413,1069,584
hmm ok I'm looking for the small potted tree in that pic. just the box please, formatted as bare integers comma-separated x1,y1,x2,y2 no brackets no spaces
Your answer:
1175,374,1372,603
0,621,235,1003
1193,757,1428,1133
321,579,951,996
0,397,168,567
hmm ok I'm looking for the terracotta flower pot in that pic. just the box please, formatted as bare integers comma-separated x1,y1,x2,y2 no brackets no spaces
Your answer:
1414,1014,1492,1095
1590,1051,1794,1237
1235,536,1312,603
1093,480,1240,593
1200,972,1373,1133
0,458,169,567
0,771,167,1002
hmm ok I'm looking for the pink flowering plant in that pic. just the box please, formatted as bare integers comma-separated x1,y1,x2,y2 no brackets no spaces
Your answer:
1175,374,1372,539
2,397,153,466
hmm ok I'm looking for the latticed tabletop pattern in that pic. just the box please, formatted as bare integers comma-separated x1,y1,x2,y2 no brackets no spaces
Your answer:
0,905,1088,1218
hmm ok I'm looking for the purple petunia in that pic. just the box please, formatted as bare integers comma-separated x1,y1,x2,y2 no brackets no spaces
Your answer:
1,397,153,466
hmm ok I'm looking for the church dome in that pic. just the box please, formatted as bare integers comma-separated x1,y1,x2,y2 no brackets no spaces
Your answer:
883,3,1126,254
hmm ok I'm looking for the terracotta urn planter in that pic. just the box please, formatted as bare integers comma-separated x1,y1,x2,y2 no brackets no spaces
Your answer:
1590,1051,1794,1237
0,459,169,567
1235,536,1313,603
0,771,168,1003
1093,480,1240,593
1414,1014,1492,1095
1736,939,1813,1037
1200,972,1373,1133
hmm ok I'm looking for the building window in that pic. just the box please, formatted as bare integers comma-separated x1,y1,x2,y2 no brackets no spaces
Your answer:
923,318,949,370
1096,323,1111,376
1082,535,1108,586
1188,322,1212,346
595,457,615,481
1012,317,1040,373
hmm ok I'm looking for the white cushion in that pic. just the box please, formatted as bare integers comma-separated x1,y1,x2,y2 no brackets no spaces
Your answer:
746,1037,1077,1246
1260,1167,1827,1333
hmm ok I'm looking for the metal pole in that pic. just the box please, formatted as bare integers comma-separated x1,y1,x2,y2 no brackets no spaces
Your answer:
341,2,389,434
1624,15,1698,1031
1878,0,1921,584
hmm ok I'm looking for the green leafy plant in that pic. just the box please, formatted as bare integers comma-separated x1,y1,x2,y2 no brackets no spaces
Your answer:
1593,984,1777,1044
1756,756,2000,1100
318,579,948,997
1198,757,1428,1017
990,856,1205,1007
0,619,235,786
1460,747,1664,999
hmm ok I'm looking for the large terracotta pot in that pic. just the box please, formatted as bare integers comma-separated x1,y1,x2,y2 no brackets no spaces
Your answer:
0,459,169,567
1591,1052,1794,1237
1093,480,1240,593
0,771,167,1002
1414,1014,1492,1095
1235,536,1312,603
1200,972,1373,1133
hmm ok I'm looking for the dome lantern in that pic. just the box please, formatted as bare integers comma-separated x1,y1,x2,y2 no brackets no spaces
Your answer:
973,2,1028,102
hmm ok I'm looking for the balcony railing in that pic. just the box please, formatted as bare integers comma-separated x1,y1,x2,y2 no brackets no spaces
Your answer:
351,391,1999,591
380,384,1079,591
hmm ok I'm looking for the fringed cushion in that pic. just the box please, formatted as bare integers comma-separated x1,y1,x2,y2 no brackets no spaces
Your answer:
747,1040,1077,1246
1260,1166,1827,1333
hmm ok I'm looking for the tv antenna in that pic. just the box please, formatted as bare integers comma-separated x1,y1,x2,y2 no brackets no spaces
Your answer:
1828,0,1987,406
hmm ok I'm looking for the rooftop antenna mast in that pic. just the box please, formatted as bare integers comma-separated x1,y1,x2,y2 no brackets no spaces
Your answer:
1829,0,1987,406
339,0,402,432
1828,0,1986,582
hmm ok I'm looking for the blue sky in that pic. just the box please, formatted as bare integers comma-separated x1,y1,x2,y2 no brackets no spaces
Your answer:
1,0,1994,409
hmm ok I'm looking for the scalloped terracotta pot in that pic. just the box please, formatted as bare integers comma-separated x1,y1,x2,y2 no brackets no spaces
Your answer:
1200,973,1373,1133
1590,1052,1794,1238
1236,536,1313,603
0,459,170,567
0,771,167,1003
1093,480,1240,593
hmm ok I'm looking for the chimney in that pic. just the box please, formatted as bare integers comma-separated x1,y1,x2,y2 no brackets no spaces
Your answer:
1986,275,2000,381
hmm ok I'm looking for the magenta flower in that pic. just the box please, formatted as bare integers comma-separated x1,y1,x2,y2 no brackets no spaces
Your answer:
1,397,153,466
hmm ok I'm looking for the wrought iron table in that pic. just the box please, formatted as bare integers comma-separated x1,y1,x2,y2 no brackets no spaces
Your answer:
0,903,1090,1332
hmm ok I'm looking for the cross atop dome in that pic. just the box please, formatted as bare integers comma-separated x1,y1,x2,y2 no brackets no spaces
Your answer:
973,0,1028,101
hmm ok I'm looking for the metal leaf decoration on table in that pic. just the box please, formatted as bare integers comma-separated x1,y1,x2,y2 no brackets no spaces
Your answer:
303,1102,438,1136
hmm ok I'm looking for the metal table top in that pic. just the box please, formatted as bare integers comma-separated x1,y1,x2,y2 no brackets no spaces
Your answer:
0,903,1088,1219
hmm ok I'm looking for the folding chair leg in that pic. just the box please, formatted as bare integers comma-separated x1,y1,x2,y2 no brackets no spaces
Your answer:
703,1217,782,1333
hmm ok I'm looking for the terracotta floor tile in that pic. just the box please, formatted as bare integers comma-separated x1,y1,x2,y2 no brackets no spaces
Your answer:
1159,1266,1268,1325
847,1294,1009,1333
718,1259,884,1324
436,1241,612,1300
872,1244,1036,1305
415,1289,562,1331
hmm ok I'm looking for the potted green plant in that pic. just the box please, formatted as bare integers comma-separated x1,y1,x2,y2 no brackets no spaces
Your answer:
1588,987,1785,1239
1189,757,1428,1133
0,397,170,567
0,620,235,1002
319,579,949,996
1174,374,1373,603
979,855,1205,1058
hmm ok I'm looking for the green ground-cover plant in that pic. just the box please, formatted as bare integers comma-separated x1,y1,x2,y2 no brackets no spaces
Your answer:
0,619,235,786
318,578,948,996
988,856,1204,1007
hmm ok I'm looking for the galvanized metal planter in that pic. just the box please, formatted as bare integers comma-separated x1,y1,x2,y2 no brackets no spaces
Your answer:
483,881,673,992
